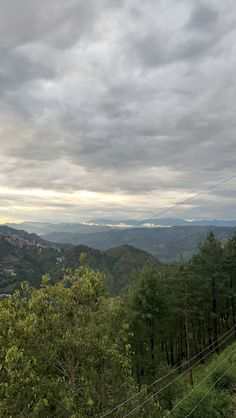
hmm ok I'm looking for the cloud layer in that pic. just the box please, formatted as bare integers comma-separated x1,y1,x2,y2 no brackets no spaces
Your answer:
0,0,235,221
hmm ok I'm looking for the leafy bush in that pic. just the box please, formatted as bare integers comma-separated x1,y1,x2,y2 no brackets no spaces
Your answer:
0,267,138,417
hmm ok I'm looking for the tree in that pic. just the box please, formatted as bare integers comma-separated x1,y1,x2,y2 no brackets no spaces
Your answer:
190,232,223,350
0,266,137,417
126,266,168,385
222,235,236,334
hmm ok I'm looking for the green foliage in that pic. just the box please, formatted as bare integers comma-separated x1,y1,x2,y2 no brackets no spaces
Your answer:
0,231,235,417
0,267,137,417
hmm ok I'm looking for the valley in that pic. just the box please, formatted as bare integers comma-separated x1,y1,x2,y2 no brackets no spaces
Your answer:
0,225,161,295
42,225,236,261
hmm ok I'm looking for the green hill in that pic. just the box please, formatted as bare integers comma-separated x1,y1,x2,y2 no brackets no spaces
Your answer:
66,244,161,294
0,228,161,295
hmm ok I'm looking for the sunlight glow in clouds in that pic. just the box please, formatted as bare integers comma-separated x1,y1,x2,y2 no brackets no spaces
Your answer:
0,184,234,223
0,187,130,204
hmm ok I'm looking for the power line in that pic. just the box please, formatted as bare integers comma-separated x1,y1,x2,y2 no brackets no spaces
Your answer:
111,330,235,418
93,175,236,249
163,346,236,417
100,326,235,417
141,175,236,224
185,363,235,417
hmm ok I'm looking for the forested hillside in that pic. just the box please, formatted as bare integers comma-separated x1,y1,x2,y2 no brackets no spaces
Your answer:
0,232,235,416
66,244,161,295
0,226,65,294
0,225,54,245
0,227,160,295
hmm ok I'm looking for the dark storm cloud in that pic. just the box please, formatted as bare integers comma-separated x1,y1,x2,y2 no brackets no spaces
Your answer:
0,0,235,220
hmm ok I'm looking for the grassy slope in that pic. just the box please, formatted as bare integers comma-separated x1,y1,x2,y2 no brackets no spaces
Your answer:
172,339,236,417
191,339,236,383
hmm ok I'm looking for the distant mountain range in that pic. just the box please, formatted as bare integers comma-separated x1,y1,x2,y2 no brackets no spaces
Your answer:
5,221,236,261
6,222,110,235
41,226,236,262
7,218,236,236
90,218,236,227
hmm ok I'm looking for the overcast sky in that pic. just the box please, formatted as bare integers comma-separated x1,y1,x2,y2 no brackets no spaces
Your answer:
0,0,235,223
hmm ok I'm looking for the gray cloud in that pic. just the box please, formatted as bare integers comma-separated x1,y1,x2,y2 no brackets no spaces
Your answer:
0,49,55,97
187,3,219,31
0,0,235,221
0,0,99,50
